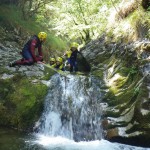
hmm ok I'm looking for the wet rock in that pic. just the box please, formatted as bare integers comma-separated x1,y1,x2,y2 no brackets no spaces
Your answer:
25,70,44,77
1,73,14,79
102,119,109,130
142,43,150,52
106,128,119,139
0,40,46,79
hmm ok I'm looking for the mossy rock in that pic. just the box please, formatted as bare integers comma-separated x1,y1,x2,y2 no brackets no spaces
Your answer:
132,85,150,124
94,53,112,65
92,69,104,79
0,67,11,75
42,66,56,80
104,110,121,118
0,74,48,130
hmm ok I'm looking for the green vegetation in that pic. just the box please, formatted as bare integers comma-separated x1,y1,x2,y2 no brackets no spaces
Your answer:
0,5,39,32
127,7,150,39
0,74,48,130
1,0,150,45
0,4,67,52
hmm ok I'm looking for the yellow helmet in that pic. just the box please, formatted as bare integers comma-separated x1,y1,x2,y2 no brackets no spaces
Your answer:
50,57,56,62
70,42,78,48
38,32,47,41
56,57,63,63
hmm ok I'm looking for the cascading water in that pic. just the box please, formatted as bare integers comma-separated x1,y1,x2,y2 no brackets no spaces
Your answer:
35,74,103,141
27,74,150,150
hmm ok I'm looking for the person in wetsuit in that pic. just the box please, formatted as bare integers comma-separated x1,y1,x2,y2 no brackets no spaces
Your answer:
9,32,47,67
55,57,64,71
64,42,81,72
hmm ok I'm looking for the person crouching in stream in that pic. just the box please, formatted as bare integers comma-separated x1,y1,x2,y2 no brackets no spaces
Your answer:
9,32,47,67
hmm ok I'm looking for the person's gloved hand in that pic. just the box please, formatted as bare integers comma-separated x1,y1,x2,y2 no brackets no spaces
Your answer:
36,56,43,62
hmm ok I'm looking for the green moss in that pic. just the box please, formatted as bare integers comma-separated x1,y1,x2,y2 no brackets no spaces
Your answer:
105,110,120,118
0,74,48,130
0,67,11,75
132,85,150,125
41,66,56,80
126,123,150,135
109,75,128,95
92,69,104,79
117,67,130,76
94,53,112,64
103,90,116,105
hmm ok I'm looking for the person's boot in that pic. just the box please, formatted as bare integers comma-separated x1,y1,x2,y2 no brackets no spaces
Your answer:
9,62,16,67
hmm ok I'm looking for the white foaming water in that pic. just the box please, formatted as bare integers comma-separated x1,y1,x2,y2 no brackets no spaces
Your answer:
43,111,62,136
33,135,150,150
31,74,150,150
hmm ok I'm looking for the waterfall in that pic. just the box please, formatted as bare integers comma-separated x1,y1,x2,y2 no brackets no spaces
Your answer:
36,74,103,141
28,74,150,150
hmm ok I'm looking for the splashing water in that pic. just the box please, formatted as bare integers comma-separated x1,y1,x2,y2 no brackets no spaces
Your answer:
27,135,150,150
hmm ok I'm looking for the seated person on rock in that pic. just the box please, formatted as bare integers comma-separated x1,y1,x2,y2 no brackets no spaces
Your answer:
64,42,81,72
9,32,47,67
55,57,64,71
49,57,56,67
